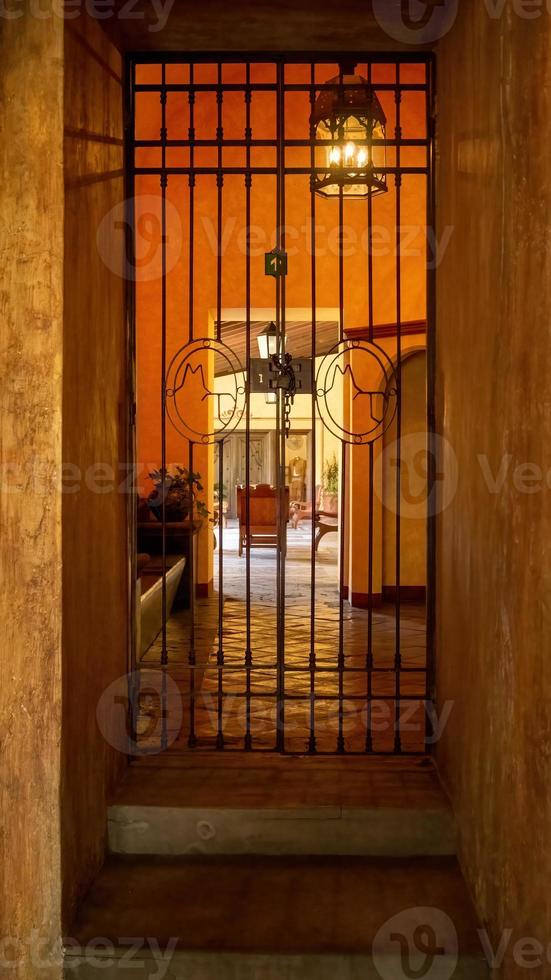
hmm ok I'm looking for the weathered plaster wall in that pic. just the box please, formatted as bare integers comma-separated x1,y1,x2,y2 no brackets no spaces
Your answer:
0,9,64,979
436,4,551,975
62,13,128,924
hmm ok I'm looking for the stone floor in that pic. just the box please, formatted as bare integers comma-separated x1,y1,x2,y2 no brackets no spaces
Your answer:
140,522,427,755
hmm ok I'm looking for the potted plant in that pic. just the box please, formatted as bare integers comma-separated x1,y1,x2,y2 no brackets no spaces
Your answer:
320,453,339,514
147,466,210,524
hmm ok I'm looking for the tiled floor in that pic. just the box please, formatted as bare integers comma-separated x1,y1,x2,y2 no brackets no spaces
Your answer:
140,522,427,754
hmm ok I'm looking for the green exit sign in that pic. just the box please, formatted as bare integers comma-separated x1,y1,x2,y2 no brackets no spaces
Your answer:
265,248,288,278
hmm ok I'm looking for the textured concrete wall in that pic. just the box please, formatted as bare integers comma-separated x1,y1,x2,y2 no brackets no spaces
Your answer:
0,9,64,980
62,13,128,925
436,4,551,976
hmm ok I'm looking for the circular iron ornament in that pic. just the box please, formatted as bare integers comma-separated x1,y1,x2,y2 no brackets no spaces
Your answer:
165,338,246,445
315,339,398,445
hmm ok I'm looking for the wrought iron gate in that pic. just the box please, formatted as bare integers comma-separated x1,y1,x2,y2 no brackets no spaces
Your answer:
127,53,436,755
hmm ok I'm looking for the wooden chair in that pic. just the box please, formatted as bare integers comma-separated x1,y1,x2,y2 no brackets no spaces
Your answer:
289,485,322,529
237,484,289,555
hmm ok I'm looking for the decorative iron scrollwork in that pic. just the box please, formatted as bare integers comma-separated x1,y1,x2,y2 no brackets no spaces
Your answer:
315,339,398,445
165,338,246,445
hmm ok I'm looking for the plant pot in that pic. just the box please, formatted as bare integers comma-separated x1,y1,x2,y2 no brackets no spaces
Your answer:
320,491,338,514
147,487,192,523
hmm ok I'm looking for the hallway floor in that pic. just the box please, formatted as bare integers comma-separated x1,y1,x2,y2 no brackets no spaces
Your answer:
113,753,443,809
140,523,427,754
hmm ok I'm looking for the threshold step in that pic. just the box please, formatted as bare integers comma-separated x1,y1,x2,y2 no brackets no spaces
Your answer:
66,855,489,979
108,757,456,857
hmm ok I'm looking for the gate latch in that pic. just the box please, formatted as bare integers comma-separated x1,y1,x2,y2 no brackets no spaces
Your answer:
271,353,295,438
249,354,312,437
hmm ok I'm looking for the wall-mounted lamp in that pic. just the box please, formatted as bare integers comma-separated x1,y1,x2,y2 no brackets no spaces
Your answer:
257,322,285,405
257,321,278,359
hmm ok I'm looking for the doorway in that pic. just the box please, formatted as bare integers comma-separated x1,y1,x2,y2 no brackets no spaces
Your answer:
130,54,435,755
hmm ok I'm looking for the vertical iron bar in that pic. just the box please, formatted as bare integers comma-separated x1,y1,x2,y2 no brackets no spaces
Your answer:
394,65,403,753
337,181,345,754
187,64,197,749
280,63,287,753
308,61,317,754
188,64,196,352
338,445,347,753
366,60,374,754
275,60,285,751
217,438,225,749
366,442,374,752
160,63,168,750
188,441,197,747
215,62,224,749
216,61,223,343
244,61,253,750
426,56,437,748
125,56,139,751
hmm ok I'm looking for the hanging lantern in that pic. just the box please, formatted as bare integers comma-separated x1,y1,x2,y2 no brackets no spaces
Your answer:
311,68,387,199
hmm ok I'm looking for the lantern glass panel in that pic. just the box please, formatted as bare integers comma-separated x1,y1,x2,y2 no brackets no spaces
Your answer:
315,115,386,198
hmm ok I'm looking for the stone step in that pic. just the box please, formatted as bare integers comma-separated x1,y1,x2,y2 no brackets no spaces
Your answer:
108,757,456,857
108,802,456,857
66,855,489,979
